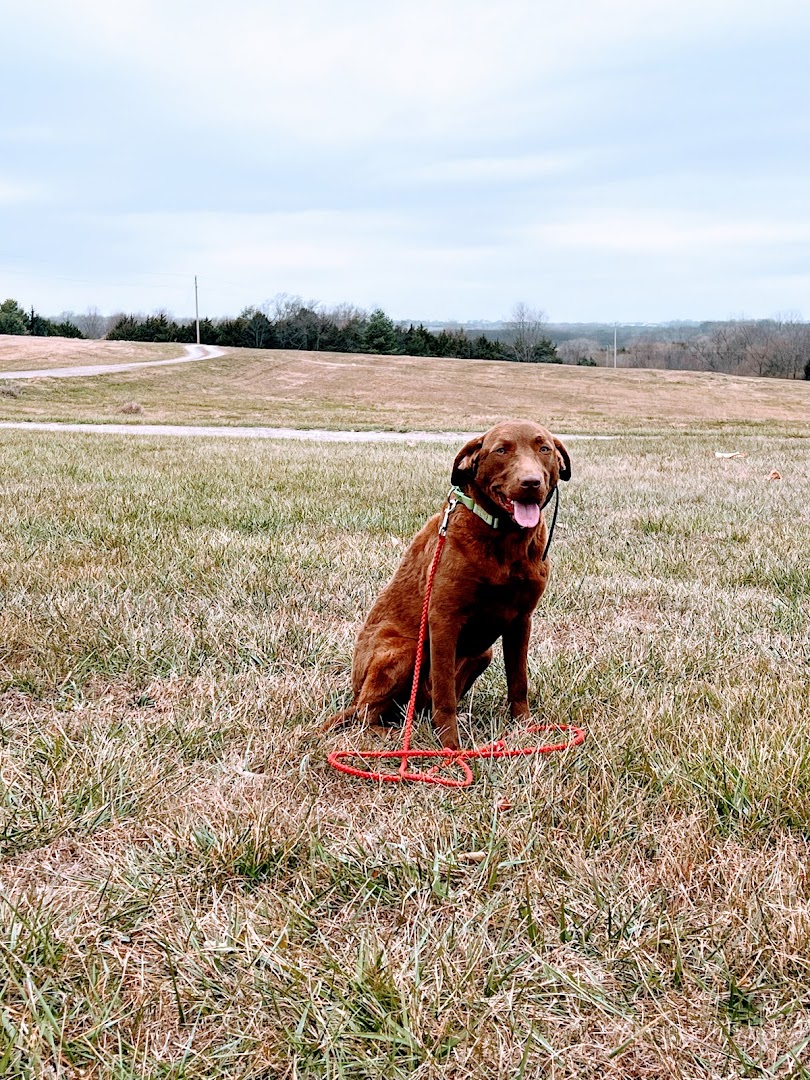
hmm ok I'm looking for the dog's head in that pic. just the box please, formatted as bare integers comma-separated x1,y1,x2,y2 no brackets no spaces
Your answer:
451,420,571,529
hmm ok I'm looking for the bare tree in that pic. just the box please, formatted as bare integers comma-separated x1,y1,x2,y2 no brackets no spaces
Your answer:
769,314,810,379
323,302,367,328
505,302,551,362
685,323,742,374
58,307,107,338
77,306,105,338
734,320,772,376
556,337,600,365
624,334,661,368
262,293,318,322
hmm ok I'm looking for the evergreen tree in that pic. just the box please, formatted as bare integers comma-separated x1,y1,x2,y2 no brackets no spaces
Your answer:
448,329,472,358
198,317,218,345
106,312,184,342
28,308,52,336
471,334,507,360
403,323,433,356
362,308,399,354
107,315,141,340
49,319,84,338
173,321,197,343
530,339,561,363
213,317,248,347
432,330,456,357
238,308,274,349
0,299,29,335
276,306,319,350
142,313,176,342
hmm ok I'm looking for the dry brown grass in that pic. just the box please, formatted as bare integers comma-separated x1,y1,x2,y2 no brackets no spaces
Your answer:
0,335,181,372
0,429,809,1076
0,342,809,434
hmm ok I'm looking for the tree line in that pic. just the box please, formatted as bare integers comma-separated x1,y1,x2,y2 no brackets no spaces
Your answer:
1,294,560,363
557,317,810,380
0,298,83,339
4,292,810,378
104,300,561,362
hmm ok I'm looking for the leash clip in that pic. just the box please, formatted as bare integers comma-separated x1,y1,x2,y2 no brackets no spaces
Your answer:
439,496,458,536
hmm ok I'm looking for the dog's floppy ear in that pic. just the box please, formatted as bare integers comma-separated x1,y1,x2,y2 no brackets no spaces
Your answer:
553,437,571,482
451,434,484,487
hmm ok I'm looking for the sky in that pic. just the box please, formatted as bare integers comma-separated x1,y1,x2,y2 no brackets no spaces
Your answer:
1,0,809,324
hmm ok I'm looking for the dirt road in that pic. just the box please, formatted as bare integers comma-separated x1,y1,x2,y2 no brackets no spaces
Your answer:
0,343,224,380
0,422,481,443
0,421,605,442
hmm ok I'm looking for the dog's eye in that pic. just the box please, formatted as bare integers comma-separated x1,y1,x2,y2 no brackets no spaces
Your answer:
495,446,507,454
539,445,551,454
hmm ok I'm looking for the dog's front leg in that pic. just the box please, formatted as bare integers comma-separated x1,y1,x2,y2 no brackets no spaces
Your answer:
427,609,461,750
503,615,532,721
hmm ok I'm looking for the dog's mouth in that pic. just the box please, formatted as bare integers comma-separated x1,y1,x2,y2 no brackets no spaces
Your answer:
494,492,543,529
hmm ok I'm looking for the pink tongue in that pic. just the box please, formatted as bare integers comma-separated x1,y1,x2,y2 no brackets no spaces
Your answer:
512,501,541,528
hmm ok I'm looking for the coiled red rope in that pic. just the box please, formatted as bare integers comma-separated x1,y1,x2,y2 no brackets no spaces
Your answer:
328,518,585,788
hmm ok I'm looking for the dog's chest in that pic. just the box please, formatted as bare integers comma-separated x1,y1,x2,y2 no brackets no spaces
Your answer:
472,558,546,613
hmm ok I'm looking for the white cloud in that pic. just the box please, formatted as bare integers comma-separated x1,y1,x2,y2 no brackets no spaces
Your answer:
54,207,505,316
2,0,809,322
405,153,582,185
12,0,810,146
525,213,810,257
0,179,47,204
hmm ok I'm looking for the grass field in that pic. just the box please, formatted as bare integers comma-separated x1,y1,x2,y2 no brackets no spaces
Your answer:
2,337,810,435
0,337,180,373
1,424,809,1077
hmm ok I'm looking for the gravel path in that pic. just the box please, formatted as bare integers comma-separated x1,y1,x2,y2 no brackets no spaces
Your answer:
0,343,224,380
0,421,609,442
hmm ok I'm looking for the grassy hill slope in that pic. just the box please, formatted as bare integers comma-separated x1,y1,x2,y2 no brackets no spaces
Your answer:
0,335,180,371
1,340,809,434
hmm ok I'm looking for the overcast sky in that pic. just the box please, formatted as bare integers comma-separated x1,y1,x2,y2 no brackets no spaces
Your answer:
2,0,809,323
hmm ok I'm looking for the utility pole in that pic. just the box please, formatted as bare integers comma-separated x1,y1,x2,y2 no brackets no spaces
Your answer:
194,275,200,345
613,324,618,368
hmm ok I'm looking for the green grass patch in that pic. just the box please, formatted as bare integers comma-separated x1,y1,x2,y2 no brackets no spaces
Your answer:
0,429,808,1076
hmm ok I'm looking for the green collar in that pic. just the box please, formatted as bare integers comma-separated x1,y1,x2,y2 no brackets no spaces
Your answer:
449,485,500,529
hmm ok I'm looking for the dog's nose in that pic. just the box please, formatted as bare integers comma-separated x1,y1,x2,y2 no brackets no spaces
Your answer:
520,475,543,492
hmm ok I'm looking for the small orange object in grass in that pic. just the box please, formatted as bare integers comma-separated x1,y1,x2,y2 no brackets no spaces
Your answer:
328,529,585,788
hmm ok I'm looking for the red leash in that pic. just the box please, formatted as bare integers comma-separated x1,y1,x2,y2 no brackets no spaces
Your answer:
328,506,585,788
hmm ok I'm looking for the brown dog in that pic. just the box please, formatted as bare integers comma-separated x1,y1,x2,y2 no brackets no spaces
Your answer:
324,420,571,750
